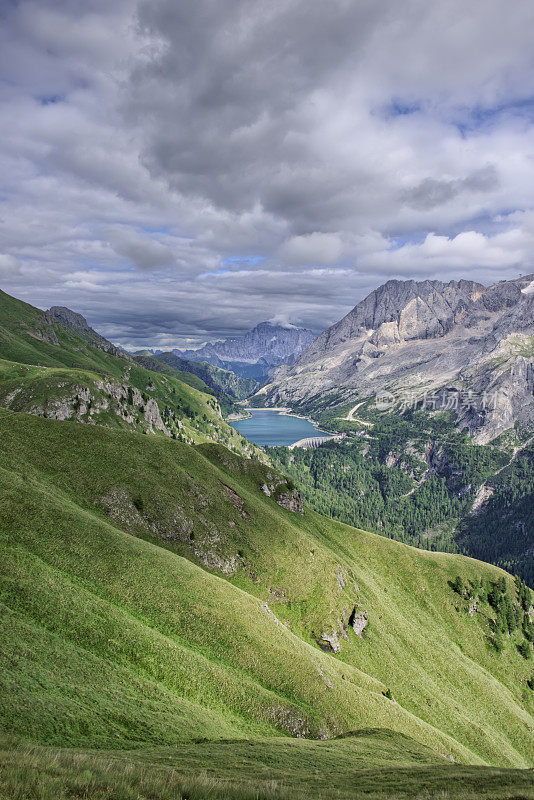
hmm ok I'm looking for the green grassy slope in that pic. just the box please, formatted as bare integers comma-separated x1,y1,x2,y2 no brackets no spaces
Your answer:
151,350,259,400
2,732,533,800
0,291,258,456
0,289,127,373
0,410,532,769
132,351,247,416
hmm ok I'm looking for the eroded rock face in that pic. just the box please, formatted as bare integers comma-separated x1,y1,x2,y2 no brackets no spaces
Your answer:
261,478,304,513
470,483,495,515
143,397,168,434
349,608,369,637
275,490,304,513
26,313,60,346
3,376,170,436
314,604,367,653
316,631,343,653
263,275,534,442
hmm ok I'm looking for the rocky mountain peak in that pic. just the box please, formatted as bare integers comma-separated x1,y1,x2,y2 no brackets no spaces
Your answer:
48,306,93,332
47,305,130,361
264,275,534,443
298,278,485,366
175,321,316,382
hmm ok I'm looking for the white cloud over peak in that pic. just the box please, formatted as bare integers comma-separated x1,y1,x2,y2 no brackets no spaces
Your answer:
1,0,534,346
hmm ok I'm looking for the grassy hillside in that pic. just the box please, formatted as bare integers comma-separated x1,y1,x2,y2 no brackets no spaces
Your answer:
0,288,532,796
2,733,533,799
144,350,259,401
267,407,534,584
0,410,532,771
0,290,258,457
131,351,249,417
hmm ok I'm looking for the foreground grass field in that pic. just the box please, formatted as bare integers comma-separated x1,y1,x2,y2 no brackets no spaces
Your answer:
0,410,532,769
1,289,532,797
1,732,533,800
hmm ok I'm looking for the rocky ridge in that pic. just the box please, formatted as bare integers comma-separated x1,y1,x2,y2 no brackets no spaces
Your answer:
176,321,316,382
0,377,171,435
263,276,534,442
47,306,130,360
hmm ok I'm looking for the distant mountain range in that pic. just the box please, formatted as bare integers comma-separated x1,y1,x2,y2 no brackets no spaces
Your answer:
133,349,259,404
263,276,534,443
0,285,533,789
174,321,316,382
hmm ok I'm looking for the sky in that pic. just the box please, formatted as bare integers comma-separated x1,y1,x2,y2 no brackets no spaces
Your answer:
2,0,534,349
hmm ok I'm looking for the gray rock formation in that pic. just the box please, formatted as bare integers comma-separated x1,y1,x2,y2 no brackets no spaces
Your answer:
263,276,534,442
47,306,130,361
261,476,304,513
176,322,316,382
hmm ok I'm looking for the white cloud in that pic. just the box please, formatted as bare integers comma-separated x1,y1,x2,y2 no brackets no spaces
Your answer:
0,254,21,277
0,0,534,346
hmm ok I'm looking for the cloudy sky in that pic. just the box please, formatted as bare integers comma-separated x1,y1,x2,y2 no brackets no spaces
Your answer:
2,0,534,348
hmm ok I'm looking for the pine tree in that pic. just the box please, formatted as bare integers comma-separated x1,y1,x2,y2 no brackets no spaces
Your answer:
518,639,532,660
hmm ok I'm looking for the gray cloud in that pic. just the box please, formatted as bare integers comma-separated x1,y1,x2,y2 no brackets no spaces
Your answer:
401,165,500,210
1,0,534,346
108,229,176,270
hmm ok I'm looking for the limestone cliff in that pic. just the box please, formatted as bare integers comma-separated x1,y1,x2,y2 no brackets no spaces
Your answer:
263,276,534,442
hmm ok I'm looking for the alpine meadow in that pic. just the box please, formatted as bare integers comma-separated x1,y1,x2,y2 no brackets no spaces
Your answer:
1,1,534,798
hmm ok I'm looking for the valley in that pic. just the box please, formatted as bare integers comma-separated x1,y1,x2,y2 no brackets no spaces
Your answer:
0,285,532,799
4,3,534,796
254,277,534,585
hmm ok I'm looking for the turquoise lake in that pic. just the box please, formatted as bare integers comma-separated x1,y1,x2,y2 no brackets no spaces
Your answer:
230,409,334,447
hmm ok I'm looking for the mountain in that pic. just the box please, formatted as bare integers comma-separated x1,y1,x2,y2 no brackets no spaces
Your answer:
0,289,259,458
0,287,533,796
259,276,534,584
262,276,534,444
0,410,532,775
135,350,259,402
176,321,316,382
46,305,130,361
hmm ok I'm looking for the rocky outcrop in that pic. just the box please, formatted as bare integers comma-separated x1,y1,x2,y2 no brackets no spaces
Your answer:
315,604,367,652
349,607,369,637
261,477,304,513
316,630,344,653
275,490,304,513
470,483,495,515
264,276,534,442
26,313,60,346
1,376,170,435
143,397,168,434
221,483,248,518
47,306,130,361
96,380,169,434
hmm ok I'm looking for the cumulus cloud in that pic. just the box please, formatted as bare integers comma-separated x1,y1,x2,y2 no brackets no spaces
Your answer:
1,0,534,346
401,166,500,210
108,229,176,270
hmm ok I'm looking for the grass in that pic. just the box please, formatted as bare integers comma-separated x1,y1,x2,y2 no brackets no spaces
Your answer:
0,287,262,458
0,288,533,796
0,734,533,800
0,410,532,768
